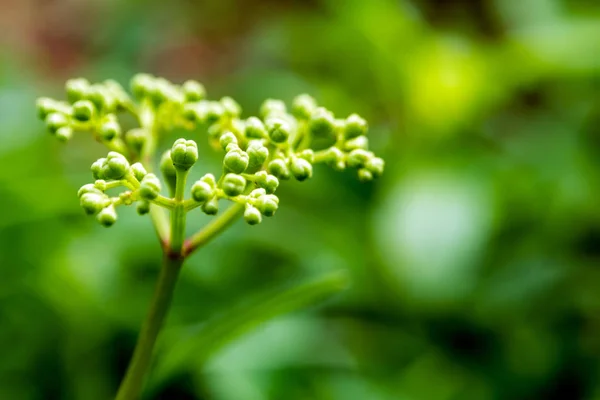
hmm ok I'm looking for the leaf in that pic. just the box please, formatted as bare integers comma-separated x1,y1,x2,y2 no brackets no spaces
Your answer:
149,270,349,388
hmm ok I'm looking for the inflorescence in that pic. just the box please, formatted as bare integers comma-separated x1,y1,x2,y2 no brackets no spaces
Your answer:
37,74,384,227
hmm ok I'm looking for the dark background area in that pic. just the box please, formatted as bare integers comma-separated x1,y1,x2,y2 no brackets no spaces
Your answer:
1,0,600,399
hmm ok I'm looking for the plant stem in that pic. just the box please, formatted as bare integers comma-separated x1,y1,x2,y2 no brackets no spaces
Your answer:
182,202,244,257
115,255,184,400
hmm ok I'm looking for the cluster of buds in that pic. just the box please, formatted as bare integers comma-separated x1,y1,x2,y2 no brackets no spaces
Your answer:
37,74,384,228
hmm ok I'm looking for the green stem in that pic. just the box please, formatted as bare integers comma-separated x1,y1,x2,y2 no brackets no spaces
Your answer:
170,169,188,254
182,202,244,257
115,255,184,400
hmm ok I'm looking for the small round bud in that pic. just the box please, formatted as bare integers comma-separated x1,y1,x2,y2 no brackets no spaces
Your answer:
97,205,117,227
255,171,279,194
205,102,225,124
119,191,134,206
250,188,267,198
219,132,238,150
182,80,206,102
91,158,106,180
80,193,107,215
255,194,279,217
297,149,315,163
78,183,102,197
225,143,239,152
99,119,121,141
137,200,151,215
346,149,371,169
66,78,90,103
244,205,262,225
102,152,130,180
87,85,111,112
104,79,129,106
191,180,214,203
131,73,155,100
344,136,369,151
267,158,290,180
365,157,384,178
245,117,267,139
308,107,335,137
72,100,95,122
130,162,148,181
224,148,249,174
221,96,242,117
290,158,313,181
221,173,247,197
125,128,147,153
266,118,291,143
200,173,217,188
202,197,219,215
247,141,269,170
260,99,286,118
292,94,317,119
45,112,69,134
171,138,198,170
55,126,73,142
139,173,162,200
36,97,59,120
94,180,107,191
344,114,368,139
358,168,373,182
182,103,200,122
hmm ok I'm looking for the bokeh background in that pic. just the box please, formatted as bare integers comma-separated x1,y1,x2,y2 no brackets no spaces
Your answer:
2,0,600,399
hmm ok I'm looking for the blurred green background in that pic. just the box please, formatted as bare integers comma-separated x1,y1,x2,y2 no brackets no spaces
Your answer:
2,0,600,399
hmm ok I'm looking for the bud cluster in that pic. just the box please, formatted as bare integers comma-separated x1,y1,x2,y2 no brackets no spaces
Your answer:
37,74,384,229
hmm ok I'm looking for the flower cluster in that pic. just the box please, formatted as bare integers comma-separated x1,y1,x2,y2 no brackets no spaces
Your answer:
37,74,384,227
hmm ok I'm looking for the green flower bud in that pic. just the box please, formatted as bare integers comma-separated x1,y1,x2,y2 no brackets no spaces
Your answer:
160,151,177,196
78,183,102,198
344,114,368,139
97,205,117,227
55,126,73,142
244,205,262,225
292,94,317,119
45,112,69,134
99,119,121,141
72,100,95,122
66,78,90,103
308,107,335,137
126,128,147,154
139,173,162,200
200,173,217,187
130,162,147,182
36,97,60,120
250,188,267,198
191,180,214,203
80,193,107,215
91,158,106,180
119,191,134,206
221,173,246,197
344,136,369,151
290,158,313,181
260,99,286,118
202,197,219,215
104,79,129,107
245,117,267,139
219,132,238,150
358,168,373,182
137,200,151,215
224,148,249,174
255,194,279,217
171,138,198,170
266,118,291,143
131,73,155,99
221,96,241,117
365,157,385,178
297,149,315,163
182,80,206,102
267,158,290,180
255,171,279,194
205,102,225,124
346,149,372,169
94,180,107,191
247,141,269,170
87,84,111,112
102,152,130,180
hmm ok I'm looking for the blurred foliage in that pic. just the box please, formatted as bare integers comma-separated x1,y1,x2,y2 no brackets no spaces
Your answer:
1,0,600,399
